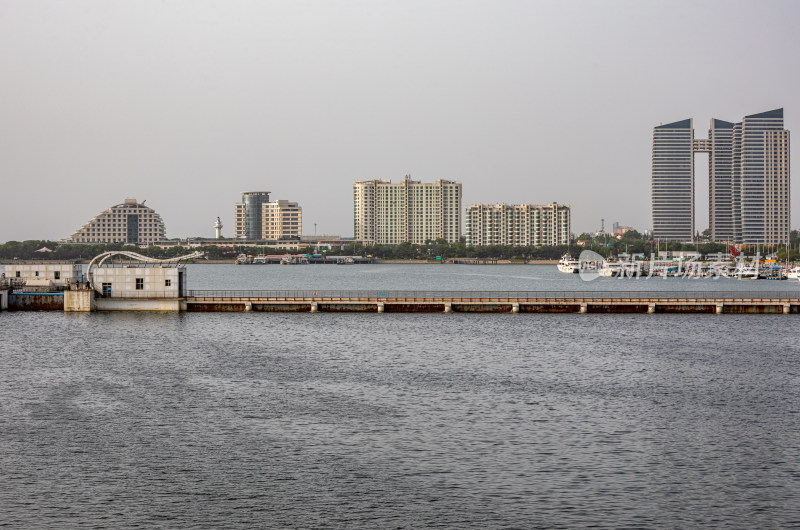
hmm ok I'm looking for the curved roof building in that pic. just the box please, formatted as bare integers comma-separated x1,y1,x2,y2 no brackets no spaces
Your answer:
67,198,167,245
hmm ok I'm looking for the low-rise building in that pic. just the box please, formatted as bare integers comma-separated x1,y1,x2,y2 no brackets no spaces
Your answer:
3,261,83,287
93,265,186,298
465,203,571,246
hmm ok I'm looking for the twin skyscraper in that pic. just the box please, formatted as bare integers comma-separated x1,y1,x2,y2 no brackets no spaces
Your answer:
652,108,789,244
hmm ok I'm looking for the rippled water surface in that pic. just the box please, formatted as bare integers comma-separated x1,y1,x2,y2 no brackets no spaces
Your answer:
1,311,798,528
185,263,800,293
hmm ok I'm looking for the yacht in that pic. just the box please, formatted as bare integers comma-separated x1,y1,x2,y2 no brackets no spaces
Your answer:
620,261,644,278
730,262,760,280
785,266,800,280
557,255,581,274
597,260,622,277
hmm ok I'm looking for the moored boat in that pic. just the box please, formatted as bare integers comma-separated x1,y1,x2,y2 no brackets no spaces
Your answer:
557,255,581,274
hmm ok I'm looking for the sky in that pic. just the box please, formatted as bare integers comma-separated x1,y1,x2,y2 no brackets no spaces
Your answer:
1,0,799,242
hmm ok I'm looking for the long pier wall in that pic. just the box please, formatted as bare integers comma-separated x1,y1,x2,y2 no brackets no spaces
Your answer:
3,289,800,314
183,297,799,314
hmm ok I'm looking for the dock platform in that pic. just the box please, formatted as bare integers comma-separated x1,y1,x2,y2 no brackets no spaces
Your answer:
185,290,800,314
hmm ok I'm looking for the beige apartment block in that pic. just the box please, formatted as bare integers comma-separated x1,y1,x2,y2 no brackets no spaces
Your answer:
234,192,303,240
465,203,571,247
67,198,166,245
262,200,302,239
235,202,247,239
354,176,462,244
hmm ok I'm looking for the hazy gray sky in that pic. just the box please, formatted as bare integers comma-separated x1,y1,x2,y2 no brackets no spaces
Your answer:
1,0,798,242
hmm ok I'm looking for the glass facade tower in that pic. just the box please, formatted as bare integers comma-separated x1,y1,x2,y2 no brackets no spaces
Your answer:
652,119,694,241
653,109,789,245
237,191,270,240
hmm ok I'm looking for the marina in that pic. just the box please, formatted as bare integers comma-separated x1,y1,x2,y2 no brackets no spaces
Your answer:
235,254,371,265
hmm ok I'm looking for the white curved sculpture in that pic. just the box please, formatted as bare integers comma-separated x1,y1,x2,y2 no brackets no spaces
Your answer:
87,250,204,293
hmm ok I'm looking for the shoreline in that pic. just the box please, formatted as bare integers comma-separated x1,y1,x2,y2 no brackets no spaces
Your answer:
1,259,560,265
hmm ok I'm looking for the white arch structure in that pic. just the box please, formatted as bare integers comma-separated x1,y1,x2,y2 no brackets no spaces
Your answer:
87,250,204,293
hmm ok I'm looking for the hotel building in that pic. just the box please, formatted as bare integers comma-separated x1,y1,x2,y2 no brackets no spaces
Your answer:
465,203,571,246
235,192,302,240
652,108,790,244
353,176,462,244
67,198,166,245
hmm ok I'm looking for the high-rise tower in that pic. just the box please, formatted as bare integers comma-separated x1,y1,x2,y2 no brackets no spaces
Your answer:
653,109,789,245
652,119,695,241
737,109,789,245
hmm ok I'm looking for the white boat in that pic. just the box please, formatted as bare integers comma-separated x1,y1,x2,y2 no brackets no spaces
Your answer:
280,254,309,265
785,266,800,280
731,262,760,280
557,255,581,274
598,260,622,277
620,262,644,278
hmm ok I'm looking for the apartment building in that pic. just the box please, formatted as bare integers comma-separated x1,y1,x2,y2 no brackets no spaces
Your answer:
353,176,462,244
235,192,303,240
67,198,166,244
465,203,571,247
262,200,302,239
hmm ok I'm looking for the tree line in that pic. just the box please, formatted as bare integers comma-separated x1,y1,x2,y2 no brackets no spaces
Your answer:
1,230,798,262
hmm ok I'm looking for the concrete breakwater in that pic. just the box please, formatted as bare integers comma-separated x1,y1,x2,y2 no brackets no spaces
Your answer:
3,288,800,314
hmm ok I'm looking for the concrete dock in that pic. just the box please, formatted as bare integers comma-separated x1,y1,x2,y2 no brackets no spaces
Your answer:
183,290,800,314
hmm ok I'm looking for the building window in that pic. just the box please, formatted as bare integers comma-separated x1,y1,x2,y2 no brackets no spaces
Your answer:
35,271,39,277
16,271,20,278
102,283,112,296
54,271,60,280
165,279,171,287
136,278,144,290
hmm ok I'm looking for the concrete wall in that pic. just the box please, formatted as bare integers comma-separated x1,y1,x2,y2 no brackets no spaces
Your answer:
64,290,95,312
95,298,181,311
8,293,64,311
94,266,184,298
4,263,82,286
0,289,7,310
